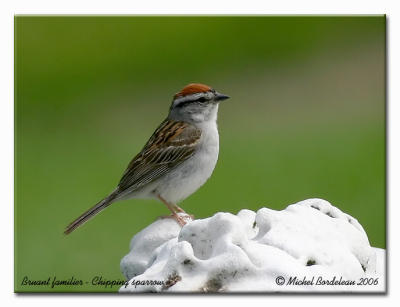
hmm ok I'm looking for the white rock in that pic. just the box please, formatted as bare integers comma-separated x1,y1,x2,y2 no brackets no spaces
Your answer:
120,198,385,293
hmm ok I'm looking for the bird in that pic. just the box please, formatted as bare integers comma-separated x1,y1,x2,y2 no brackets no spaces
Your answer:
64,83,230,234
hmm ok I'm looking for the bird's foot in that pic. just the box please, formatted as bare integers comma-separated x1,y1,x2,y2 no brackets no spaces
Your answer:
157,213,193,226
172,205,194,219
156,195,193,227
184,213,195,220
174,214,188,227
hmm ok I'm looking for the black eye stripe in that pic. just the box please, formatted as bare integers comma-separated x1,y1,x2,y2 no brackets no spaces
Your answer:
175,100,193,108
174,95,210,108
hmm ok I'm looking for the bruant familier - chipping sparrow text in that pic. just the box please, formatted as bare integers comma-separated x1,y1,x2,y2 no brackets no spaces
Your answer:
65,83,229,234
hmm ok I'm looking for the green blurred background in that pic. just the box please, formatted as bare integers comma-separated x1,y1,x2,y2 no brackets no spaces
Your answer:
15,16,386,292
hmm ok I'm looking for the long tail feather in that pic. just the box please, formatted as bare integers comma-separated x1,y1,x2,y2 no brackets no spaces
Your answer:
64,192,118,235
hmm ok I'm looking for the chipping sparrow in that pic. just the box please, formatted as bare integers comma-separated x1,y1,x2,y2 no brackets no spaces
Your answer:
65,83,229,234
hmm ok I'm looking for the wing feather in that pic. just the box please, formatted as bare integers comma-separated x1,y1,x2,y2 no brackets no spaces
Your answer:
117,119,201,193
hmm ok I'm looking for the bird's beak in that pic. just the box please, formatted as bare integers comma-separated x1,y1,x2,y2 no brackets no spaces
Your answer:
215,92,230,102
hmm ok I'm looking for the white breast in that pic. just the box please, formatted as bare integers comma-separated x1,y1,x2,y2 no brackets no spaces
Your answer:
156,120,219,204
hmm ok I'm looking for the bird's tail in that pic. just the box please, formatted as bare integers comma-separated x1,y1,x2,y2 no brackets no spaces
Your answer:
64,191,118,235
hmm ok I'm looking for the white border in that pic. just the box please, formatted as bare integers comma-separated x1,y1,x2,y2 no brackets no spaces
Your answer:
1,0,399,306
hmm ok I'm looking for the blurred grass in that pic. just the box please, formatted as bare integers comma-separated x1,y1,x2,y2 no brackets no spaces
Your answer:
15,16,385,292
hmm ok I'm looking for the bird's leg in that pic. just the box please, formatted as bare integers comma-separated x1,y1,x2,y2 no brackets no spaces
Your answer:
173,204,185,213
173,204,195,219
157,195,187,226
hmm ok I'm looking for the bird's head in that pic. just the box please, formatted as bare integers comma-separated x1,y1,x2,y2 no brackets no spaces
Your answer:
168,83,230,123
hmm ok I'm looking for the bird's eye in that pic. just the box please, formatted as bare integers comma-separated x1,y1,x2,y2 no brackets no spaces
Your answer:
198,97,207,103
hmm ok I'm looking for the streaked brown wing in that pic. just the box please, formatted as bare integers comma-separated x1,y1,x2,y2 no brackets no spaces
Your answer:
118,119,202,193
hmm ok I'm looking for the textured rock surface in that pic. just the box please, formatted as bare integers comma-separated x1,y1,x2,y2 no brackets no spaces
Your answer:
120,199,385,292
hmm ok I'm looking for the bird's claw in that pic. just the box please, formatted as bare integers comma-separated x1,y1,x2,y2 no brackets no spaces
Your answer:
157,213,193,226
